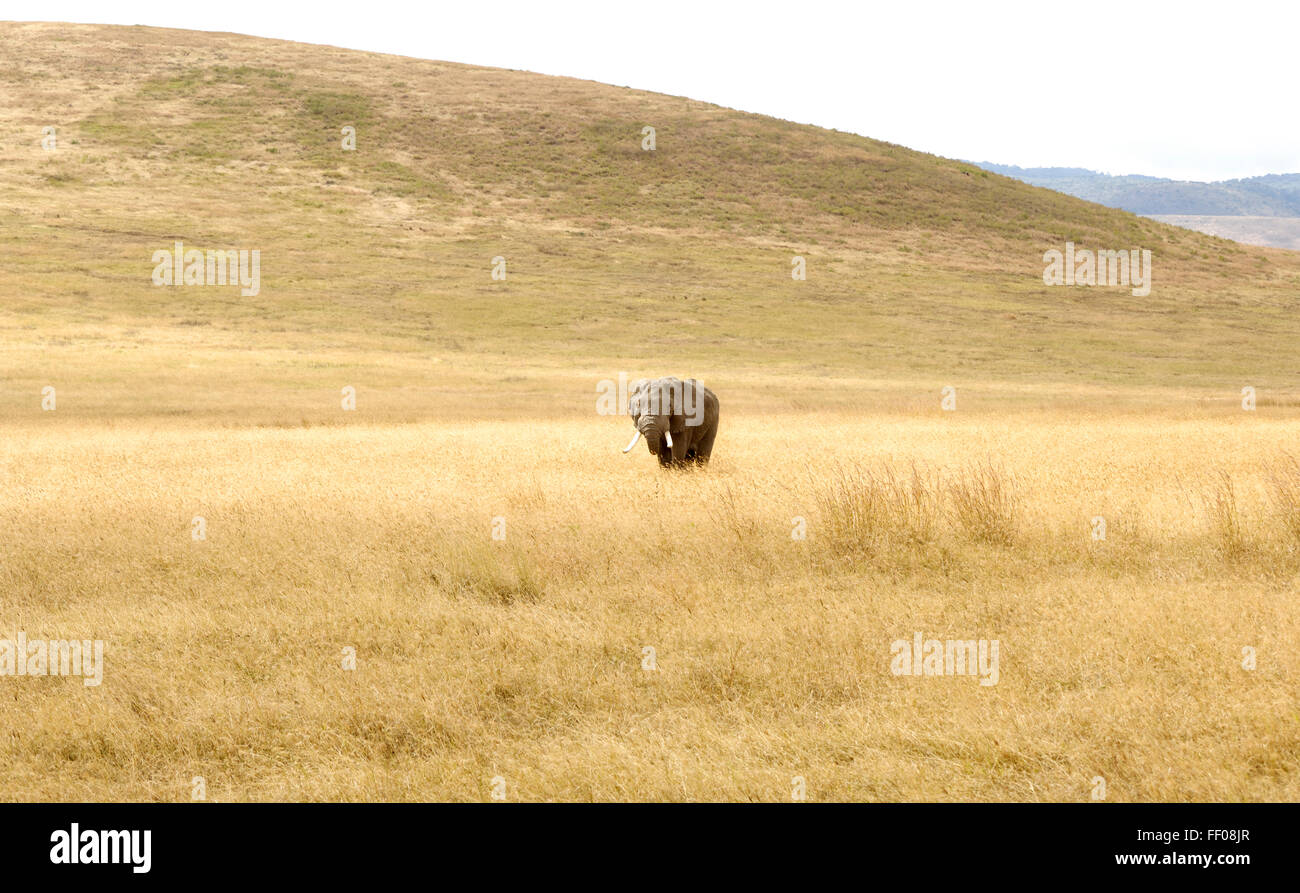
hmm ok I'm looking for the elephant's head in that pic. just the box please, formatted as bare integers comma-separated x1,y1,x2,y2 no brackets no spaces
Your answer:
623,377,702,456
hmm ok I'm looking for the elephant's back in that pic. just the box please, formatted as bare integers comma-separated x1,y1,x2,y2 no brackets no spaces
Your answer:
701,384,720,416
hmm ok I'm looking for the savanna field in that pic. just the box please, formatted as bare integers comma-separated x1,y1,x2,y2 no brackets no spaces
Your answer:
1,23,1299,801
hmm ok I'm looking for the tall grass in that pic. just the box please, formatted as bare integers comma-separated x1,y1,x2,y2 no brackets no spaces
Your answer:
948,460,1019,546
1266,453,1300,545
817,459,1018,554
4,418,1300,801
816,461,939,555
1204,470,1249,560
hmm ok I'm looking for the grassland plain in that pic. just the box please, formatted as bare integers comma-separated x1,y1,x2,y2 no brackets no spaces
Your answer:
1,23,1298,801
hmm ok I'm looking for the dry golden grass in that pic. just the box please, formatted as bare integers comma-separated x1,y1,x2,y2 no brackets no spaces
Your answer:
2,411,1297,801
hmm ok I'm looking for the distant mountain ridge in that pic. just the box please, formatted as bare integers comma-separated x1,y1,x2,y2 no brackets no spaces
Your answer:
972,163,1300,217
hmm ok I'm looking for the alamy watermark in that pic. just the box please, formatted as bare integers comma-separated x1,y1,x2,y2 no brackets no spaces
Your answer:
151,241,260,296
1,633,104,686
890,633,999,686
595,372,705,424
50,824,150,873
1043,242,1151,297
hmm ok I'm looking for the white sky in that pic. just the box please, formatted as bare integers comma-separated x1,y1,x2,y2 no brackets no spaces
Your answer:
8,0,1297,181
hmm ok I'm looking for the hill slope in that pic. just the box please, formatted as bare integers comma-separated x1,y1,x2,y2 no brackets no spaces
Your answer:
3,22,1300,423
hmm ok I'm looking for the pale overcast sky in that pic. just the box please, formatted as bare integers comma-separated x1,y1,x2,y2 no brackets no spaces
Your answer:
9,0,1297,181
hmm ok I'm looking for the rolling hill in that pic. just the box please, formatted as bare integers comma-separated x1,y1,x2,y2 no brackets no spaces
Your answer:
3,21,1300,425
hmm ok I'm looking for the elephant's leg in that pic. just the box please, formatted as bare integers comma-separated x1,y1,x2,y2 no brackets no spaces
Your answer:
693,424,717,465
670,430,689,465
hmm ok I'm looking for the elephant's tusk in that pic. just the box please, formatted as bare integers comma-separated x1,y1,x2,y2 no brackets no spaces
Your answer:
664,430,673,449
622,430,642,453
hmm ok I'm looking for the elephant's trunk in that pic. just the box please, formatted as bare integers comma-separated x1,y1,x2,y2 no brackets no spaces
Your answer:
638,414,667,453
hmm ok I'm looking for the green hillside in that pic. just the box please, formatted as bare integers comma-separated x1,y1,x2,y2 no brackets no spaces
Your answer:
3,22,1299,422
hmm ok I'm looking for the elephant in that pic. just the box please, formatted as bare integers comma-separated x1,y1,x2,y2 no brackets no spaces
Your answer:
622,377,719,467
